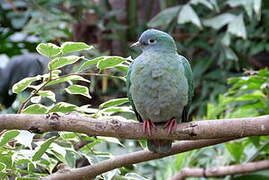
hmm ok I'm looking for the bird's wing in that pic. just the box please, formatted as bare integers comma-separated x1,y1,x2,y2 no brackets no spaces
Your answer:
126,61,143,122
179,56,194,122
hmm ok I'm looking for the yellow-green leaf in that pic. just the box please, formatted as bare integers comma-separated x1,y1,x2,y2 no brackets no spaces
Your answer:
61,42,93,54
46,75,90,86
99,98,129,109
49,56,81,70
36,43,61,57
37,90,56,102
22,104,49,114
12,76,41,94
65,85,91,99
49,102,78,113
97,56,127,70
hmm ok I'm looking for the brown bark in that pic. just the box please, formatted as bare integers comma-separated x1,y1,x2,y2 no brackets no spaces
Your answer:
169,160,269,180
43,138,235,180
0,114,269,140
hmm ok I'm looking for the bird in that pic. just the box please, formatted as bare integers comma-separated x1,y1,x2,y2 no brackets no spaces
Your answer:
127,29,194,154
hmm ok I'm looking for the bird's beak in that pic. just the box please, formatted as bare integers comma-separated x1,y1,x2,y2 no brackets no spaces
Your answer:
131,41,141,48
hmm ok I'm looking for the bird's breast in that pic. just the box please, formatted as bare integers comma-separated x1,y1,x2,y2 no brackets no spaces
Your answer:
130,55,189,123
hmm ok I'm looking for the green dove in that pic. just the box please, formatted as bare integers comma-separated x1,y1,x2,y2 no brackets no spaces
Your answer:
127,29,194,154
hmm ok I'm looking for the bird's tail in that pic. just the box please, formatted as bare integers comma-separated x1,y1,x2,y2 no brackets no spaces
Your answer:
147,139,172,154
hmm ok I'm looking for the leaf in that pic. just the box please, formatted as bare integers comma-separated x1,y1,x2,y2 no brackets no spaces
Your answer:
223,46,238,61
79,57,104,71
65,85,91,99
228,14,247,39
203,13,236,30
0,130,20,147
37,90,56,102
190,0,214,10
99,98,129,109
36,43,61,57
65,150,77,168
177,4,202,28
46,75,90,86
16,177,39,180
61,42,93,54
253,0,262,18
22,104,49,114
100,106,132,114
97,56,127,70
32,136,58,161
15,130,35,148
97,136,124,146
147,6,181,27
12,76,41,94
225,142,244,162
49,56,81,70
114,64,129,73
49,102,78,113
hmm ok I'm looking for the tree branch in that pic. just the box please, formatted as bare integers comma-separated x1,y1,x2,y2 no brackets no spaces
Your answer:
169,160,269,180
0,114,269,140
43,138,235,180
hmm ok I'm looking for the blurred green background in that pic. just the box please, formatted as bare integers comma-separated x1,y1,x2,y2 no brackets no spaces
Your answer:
1,0,269,179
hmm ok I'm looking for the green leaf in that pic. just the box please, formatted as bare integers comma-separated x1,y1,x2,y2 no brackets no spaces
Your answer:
36,43,61,57
99,98,129,109
178,4,202,28
228,14,247,39
225,142,244,162
0,162,5,171
61,42,93,54
203,13,236,30
79,57,104,71
32,136,58,161
49,56,81,70
147,6,181,27
0,130,20,147
65,85,91,99
46,75,90,86
190,0,214,10
12,76,41,94
16,177,39,180
114,64,129,73
49,102,78,113
37,90,56,102
65,150,77,168
97,56,127,70
22,104,49,114
100,106,132,114
97,136,124,146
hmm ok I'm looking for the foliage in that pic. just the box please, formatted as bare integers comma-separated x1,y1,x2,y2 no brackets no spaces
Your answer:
148,0,269,116
0,42,137,179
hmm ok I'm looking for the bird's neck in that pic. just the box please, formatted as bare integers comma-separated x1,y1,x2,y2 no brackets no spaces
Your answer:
143,47,177,54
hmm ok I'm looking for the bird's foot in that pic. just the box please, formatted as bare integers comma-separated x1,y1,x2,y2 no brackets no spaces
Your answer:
164,118,177,134
143,120,155,135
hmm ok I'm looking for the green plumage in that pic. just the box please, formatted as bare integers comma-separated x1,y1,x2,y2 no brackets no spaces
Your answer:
127,29,194,153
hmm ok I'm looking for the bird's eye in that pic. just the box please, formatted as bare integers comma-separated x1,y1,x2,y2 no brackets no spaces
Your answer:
148,39,156,44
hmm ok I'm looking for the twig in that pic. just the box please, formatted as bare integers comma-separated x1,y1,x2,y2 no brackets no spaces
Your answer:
17,70,53,113
43,138,235,180
169,160,269,180
57,73,125,81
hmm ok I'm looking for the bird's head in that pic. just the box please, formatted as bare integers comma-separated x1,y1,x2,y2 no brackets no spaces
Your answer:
131,29,177,52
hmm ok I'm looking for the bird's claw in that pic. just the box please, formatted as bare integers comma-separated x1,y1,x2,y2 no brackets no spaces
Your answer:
143,120,155,135
164,118,177,134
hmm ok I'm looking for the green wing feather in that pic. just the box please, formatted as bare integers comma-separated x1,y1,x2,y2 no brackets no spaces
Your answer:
180,56,194,122
126,62,143,122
